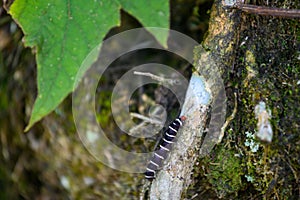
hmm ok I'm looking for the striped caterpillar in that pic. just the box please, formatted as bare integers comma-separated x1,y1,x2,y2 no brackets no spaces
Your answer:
144,116,186,180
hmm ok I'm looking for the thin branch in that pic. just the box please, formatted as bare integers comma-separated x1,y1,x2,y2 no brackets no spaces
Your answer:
223,0,300,18
218,92,238,143
236,4,300,18
133,71,179,86
130,113,163,125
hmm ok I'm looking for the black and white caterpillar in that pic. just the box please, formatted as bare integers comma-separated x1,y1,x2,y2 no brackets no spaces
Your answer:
144,116,186,180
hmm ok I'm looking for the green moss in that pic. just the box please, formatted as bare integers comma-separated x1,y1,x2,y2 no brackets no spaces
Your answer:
205,147,243,198
245,49,256,67
95,91,112,127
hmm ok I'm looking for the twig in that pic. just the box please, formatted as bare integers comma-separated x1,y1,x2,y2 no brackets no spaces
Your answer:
133,71,179,86
218,92,238,143
130,113,163,125
236,4,300,18
223,0,300,18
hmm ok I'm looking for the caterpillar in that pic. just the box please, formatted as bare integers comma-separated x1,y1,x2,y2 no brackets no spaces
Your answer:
144,116,186,180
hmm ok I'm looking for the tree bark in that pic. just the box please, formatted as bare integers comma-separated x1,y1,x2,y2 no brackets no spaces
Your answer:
148,0,299,199
148,0,238,198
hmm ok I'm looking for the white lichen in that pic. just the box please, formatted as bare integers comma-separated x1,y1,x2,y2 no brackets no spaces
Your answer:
244,131,260,153
254,101,273,143
223,0,245,6
245,174,254,182
60,176,70,190
180,73,211,117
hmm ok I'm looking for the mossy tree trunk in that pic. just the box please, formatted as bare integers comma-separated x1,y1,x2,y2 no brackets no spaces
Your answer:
148,0,299,199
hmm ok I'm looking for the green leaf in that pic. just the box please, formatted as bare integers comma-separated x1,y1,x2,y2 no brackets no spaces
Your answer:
119,0,169,46
10,0,120,131
9,0,169,131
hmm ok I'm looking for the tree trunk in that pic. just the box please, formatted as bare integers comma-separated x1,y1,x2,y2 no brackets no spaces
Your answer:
148,0,299,199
